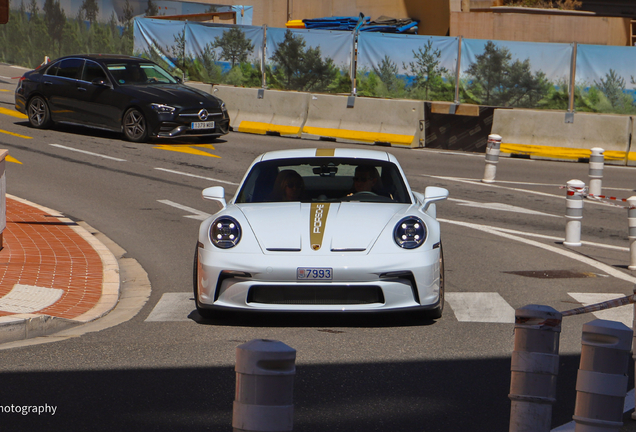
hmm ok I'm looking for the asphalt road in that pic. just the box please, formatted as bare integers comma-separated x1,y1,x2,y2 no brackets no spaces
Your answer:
1,63,635,431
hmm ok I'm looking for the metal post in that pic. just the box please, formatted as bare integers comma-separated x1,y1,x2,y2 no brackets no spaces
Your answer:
588,147,604,197
628,197,636,271
509,305,562,432
482,134,501,183
233,339,296,432
564,179,586,247
261,25,267,89
573,319,632,431
454,36,462,105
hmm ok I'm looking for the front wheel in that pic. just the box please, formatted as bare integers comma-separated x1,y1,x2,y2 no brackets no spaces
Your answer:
426,244,444,319
122,108,148,142
27,96,53,129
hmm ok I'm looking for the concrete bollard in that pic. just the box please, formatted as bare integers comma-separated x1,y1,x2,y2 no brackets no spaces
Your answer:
509,305,562,432
573,319,632,431
233,339,296,432
628,197,636,271
564,179,586,247
588,147,604,197
482,134,502,183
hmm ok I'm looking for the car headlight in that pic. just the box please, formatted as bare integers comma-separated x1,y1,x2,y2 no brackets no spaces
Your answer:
221,102,227,114
150,103,176,114
210,217,241,249
394,217,426,249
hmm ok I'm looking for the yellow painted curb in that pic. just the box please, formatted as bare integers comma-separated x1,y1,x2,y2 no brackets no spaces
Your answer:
302,126,413,146
237,121,300,136
501,143,626,162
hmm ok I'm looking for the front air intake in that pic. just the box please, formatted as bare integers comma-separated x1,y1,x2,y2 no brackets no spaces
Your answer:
247,285,384,305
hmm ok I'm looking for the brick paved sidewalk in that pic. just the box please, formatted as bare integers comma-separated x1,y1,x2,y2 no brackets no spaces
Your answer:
0,196,119,343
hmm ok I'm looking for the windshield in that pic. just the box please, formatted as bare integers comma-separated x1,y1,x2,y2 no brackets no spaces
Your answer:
105,61,178,85
236,158,412,204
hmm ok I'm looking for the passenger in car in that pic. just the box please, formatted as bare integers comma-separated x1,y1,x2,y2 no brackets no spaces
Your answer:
270,170,305,201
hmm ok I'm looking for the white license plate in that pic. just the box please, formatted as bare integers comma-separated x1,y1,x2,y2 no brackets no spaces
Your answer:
191,121,215,130
297,268,333,280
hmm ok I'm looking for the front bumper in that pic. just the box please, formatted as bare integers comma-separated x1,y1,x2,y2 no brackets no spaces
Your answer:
196,247,442,312
154,117,230,138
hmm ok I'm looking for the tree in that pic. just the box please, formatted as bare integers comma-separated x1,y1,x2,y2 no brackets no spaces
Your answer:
43,0,65,42
373,55,401,96
464,41,550,107
404,40,448,100
144,0,158,17
27,0,39,21
168,28,188,77
79,0,99,23
270,30,338,92
213,27,253,68
595,69,626,109
119,0,134,27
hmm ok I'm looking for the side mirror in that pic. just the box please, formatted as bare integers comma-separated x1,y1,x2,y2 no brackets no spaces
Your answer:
420,186,448,212
173,75,183,83
202,186,226,209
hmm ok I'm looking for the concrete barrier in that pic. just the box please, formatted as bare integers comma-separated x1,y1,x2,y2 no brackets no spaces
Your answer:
211,85,310,137
302,93,424,148
492,109,631,164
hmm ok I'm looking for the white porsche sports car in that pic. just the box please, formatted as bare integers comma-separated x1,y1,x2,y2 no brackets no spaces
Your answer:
194,148,448,318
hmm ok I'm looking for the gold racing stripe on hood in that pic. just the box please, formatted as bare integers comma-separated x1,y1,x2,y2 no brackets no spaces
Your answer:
310,203,330,250
315,148,335,157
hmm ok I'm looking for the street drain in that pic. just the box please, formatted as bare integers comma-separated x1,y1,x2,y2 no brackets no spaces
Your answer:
504,270,602,279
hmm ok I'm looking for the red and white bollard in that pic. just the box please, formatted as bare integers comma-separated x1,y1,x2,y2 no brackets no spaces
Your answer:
509,305,562,432
628,197,636,271
564,179,586,247
482,134,502,183
588,147,604,197
233,339,296,432
573,319,632,431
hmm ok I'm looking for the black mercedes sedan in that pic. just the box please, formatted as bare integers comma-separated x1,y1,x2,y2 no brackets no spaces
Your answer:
15,54,230,142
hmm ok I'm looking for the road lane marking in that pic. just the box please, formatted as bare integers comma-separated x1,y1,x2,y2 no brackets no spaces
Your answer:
439,218,636,285
49,144,126,161
154,167,239,186
154,144,221,158
0,129,31,139
425,175,623,208
449,198,560,218
0,89,9,92
158,200,212,220
0,107,27,119
6,155,22,164
445,292,515,323
145,293,193,322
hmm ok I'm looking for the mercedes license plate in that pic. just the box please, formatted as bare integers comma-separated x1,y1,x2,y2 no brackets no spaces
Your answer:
191,121,215,130
297,268,332,280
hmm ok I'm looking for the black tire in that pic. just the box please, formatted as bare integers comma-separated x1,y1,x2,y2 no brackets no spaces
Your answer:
122,108,149,142
27,96,52,129
426,244,445,319
193,244,214,319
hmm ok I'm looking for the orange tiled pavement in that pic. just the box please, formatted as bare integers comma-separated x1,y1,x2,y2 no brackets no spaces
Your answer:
0,197,103,319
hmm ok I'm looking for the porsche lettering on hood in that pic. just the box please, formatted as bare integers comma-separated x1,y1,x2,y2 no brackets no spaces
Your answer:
239,203,407,253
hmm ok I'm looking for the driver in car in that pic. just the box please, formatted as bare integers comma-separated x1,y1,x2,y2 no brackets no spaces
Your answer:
350,165,382,195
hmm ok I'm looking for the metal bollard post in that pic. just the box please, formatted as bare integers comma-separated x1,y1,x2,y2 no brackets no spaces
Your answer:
233,339,296,432
482,134,502,183
588,147,604,197
564,179,586,247
628,197,636,271
509,305,562,432
573,319,632,431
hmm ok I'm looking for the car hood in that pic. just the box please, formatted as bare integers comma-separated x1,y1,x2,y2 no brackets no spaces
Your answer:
122,84,221,108
238,202,408,253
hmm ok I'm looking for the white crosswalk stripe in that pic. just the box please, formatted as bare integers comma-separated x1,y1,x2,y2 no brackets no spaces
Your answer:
145,293,194,322
144,291,635,326
445,292,516,323
567,293,633,327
